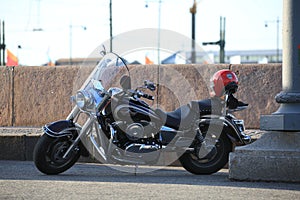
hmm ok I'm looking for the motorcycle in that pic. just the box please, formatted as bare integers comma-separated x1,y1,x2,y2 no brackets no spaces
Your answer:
33,49,252,175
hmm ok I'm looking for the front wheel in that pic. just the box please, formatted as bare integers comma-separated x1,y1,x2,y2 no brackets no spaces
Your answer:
33,134,81,175
179,132,232,175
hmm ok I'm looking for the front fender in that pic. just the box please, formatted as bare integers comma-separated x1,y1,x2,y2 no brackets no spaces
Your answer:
43,120,81,138
43,120,90,157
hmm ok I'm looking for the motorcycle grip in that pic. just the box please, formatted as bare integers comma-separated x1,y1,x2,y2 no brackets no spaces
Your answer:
142,93,154,100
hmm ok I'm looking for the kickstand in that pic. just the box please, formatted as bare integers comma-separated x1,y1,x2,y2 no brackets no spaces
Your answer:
134,164,138,176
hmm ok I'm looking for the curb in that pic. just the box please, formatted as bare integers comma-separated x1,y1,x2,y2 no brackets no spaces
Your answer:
0,127,42,161
0,127,98,163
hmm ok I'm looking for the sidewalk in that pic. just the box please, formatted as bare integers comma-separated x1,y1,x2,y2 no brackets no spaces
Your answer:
1,160,299,200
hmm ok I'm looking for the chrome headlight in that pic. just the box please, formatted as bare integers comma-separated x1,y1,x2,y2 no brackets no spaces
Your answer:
75,90,94,110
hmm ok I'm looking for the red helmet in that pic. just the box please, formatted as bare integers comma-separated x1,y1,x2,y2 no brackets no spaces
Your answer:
210,69,238,97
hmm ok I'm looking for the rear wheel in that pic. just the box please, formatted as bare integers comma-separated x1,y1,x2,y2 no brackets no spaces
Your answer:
179,127,232,175
33,134,81,175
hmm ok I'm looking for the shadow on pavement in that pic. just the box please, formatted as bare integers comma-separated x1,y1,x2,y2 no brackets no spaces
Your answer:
0,160,299,191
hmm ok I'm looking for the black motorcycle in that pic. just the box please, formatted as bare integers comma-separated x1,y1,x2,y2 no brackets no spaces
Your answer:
33,50,251,175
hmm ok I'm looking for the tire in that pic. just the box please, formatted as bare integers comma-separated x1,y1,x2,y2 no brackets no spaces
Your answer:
33,134,81,175
179,130,232,175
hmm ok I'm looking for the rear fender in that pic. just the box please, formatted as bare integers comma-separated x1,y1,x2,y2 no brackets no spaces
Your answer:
199,116,243,144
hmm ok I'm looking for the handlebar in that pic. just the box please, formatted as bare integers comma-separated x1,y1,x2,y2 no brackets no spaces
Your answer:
144,80,156,91
126,80,156,101
142,93,155,100
135,90,154,100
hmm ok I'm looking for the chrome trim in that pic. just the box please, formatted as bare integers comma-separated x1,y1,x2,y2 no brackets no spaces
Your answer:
199,115,249,144
89,134,107,161
44,126,81,138
228,106,248,113
160,126,177,132
106,124,116,158
125,143,160,153
94,121,109,151
233,119,245,132
66,106,80,120
223,118,243,142
111,155,146,165
75,90,94,109
63,116,94,159
86,119,110,162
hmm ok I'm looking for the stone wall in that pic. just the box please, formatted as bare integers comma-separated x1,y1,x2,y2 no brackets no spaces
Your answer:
0,66,81,126
0,64,281,128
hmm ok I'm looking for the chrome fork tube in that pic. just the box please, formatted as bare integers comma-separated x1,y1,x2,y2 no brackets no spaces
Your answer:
62,116,94,159
106,124,116,158
89,122,108,161
66,106,80,121
222,94,229,116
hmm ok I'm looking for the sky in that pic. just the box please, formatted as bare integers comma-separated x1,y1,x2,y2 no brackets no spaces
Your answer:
0,0,282,65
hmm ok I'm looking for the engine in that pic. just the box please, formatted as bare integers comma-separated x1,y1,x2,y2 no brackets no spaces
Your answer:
113,120,160,151
111,121,161,164
115,121,158,141
125,123,145,140
107,97,163,164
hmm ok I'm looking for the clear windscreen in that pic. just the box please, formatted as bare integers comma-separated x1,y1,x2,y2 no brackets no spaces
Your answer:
73,51,129,95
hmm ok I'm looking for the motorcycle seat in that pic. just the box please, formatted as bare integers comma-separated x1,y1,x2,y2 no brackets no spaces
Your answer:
155,99,219,130
189,99,212,115
155,104,194,130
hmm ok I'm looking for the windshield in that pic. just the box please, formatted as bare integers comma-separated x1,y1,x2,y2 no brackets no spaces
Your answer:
72,45,218,113
73,52,129,95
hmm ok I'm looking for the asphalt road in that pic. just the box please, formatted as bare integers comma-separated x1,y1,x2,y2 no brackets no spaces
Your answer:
0,160,299,200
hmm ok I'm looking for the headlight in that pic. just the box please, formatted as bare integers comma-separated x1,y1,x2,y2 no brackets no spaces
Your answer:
75,90,94,109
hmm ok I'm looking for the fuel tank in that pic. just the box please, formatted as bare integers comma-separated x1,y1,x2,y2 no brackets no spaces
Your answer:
109,97,162,124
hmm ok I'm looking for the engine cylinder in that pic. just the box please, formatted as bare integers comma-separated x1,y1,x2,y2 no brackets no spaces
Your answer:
125,123,144,140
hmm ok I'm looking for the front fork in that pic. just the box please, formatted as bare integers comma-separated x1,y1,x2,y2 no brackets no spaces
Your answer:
62,106,81,159
66,106,80,121
63,106,109,162
62,112,94,159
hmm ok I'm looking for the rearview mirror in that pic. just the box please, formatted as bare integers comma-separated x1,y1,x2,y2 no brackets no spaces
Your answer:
91,79,104,91
120,75,131,90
